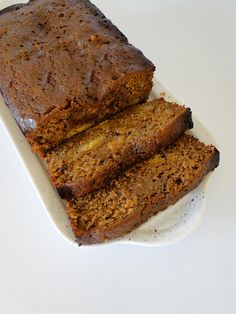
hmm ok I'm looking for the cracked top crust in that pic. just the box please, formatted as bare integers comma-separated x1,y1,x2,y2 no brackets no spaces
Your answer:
0,0,154,134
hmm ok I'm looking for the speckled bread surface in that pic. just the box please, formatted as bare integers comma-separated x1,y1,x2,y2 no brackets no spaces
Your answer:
0,0,154,155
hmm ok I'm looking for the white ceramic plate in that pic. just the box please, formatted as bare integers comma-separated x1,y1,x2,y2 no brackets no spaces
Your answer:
0,78,217,247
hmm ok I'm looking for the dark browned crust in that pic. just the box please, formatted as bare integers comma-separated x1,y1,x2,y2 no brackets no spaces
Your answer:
0,3,25,15
0,0,155,156
67,136,219,245
52,102,193,199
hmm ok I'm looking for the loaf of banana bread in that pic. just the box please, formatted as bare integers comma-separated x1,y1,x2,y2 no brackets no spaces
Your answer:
0,0,154,155
67,134,219,245
46,98,193,198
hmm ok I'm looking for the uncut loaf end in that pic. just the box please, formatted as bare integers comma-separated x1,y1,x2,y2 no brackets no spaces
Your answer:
0,0,155,156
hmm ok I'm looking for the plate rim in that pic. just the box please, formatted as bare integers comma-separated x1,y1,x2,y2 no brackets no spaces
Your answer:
0,77,218,247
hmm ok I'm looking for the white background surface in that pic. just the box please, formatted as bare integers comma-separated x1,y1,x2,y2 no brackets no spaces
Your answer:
0,0,235,313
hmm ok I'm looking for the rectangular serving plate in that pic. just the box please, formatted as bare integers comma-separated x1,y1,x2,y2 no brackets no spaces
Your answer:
0,78,216,246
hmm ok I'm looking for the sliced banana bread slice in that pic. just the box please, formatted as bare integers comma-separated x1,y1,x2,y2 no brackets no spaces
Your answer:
67,134,219,245
46,98,193,198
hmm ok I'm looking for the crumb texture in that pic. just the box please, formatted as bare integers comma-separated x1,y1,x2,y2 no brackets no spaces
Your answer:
46,98,193,197
67,134,219,245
